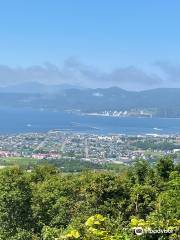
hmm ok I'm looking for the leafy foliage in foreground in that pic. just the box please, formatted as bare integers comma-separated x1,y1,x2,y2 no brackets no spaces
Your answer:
0,157,179,239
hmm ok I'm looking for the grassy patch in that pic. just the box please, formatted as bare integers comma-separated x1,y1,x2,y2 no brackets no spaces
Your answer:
0,157,38,168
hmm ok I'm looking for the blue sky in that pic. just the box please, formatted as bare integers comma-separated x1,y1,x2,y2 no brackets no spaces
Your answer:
0,0,180,90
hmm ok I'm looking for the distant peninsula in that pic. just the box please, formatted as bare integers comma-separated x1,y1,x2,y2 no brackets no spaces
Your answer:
1,84,180,118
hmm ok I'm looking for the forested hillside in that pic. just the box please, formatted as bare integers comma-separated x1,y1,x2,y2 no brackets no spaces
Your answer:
2,87,180,117
0,157,179,239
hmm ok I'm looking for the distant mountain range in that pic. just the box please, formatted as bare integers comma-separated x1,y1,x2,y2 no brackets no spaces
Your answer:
0,82,82,94
0,83,180,118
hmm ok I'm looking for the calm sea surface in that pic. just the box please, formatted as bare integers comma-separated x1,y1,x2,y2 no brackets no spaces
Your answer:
0,107,180,135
